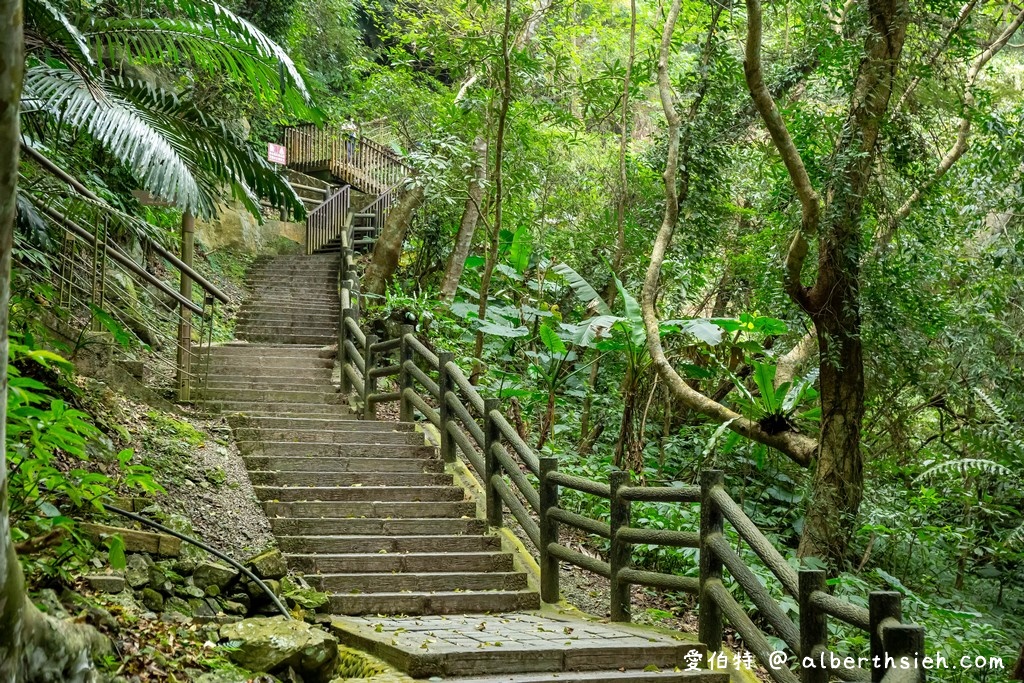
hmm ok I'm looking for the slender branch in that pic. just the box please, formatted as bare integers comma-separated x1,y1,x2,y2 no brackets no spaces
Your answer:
744,0,820,310
876,5,1024,252
891,0,980,114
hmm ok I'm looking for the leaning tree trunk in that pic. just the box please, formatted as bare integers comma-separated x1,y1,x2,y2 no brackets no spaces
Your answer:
362,185,426,297
1,2,110,678
439,138,487,301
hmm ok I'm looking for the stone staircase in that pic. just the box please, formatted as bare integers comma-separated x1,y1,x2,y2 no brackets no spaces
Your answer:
197,252,726,682
201,253,538,616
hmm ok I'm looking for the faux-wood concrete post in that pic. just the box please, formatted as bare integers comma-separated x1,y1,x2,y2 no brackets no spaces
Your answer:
882,625,925,683
176,211,195,402
483,398,502,528
339,281,353,372
363,333,378,420
609,470,631,622
799,569,828,683
539,456,560,604
437,352,455,463
399,324,415,422
699,469,725,652
869,592,902,682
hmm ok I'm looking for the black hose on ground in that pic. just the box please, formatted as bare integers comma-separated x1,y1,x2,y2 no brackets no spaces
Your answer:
103,504,291,619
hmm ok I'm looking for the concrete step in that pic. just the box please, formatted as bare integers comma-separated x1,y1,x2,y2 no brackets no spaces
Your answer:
238,442,433,458
287,551,513,574
330,614,713,679
206,344,333,357
314,571,524,593
258,485,466,507
265,499,473,518
244,455,442,473
236,312,340,325
238,302,340,314
233,428,420,445
227,416,411,432
235,332,337,345
235,324,338,337
204,380,335,392
235,323,337,335
248,470,453,487
269,517,485,537
196,388,344,403
197,401,356,416
276,534,500,554
247,454,436,475
203,361,335,374
203,370,334,383
447,671,728,682
328,589,539,615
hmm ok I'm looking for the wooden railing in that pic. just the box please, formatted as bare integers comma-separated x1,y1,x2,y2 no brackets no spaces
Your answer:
333,231,926,683
356,182,403,242
283,124,412,196
306,185,350,255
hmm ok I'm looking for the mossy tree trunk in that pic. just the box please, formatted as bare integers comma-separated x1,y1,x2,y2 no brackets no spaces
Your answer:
362,185,426,297
1,3,110,678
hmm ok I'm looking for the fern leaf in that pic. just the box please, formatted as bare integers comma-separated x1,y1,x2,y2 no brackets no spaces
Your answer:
916,458,1014,482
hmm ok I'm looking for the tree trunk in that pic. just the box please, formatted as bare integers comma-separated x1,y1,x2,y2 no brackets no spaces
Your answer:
439,138,486,301
1,4,110,677
743,0,909,562
471,0,514,383
362,185,426,296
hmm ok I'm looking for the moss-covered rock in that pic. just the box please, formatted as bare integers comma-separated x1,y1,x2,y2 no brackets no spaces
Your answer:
220,617,338,683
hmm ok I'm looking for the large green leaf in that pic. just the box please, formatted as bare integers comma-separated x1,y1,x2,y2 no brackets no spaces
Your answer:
562,315,622,347
752,361,778,414
509,226,532,274
538,322,567,356
552,263,611,316
661,319,724,345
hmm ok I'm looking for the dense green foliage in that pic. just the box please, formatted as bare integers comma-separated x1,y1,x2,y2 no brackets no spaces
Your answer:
4,0,1023,678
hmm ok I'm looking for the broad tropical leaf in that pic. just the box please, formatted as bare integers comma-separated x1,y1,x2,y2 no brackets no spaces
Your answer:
538,322,567,356
562,314,622,347
552,263,611,316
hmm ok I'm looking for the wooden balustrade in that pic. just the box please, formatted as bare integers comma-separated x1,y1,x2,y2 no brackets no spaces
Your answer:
332,225,927,682
305,185,351,255
283,123,412,197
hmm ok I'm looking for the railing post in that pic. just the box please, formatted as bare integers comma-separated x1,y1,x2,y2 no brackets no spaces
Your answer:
399,324,415,423
799,569,828,683
609,470,632,622
483,398,502,528
539,456,560,604
363,333,378,420
176,210,195,403
437,352,455,463
699,469,725,653
869,592,902,683
881,625,925,683
340,305,354,392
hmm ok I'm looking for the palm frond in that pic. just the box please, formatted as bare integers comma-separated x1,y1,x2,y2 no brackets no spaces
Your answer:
973,387,1009,428
25,0,94,67
24,66,209,214
111,0,310,102
23,67,304,219
83,18,312,115
916,458,1015,482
